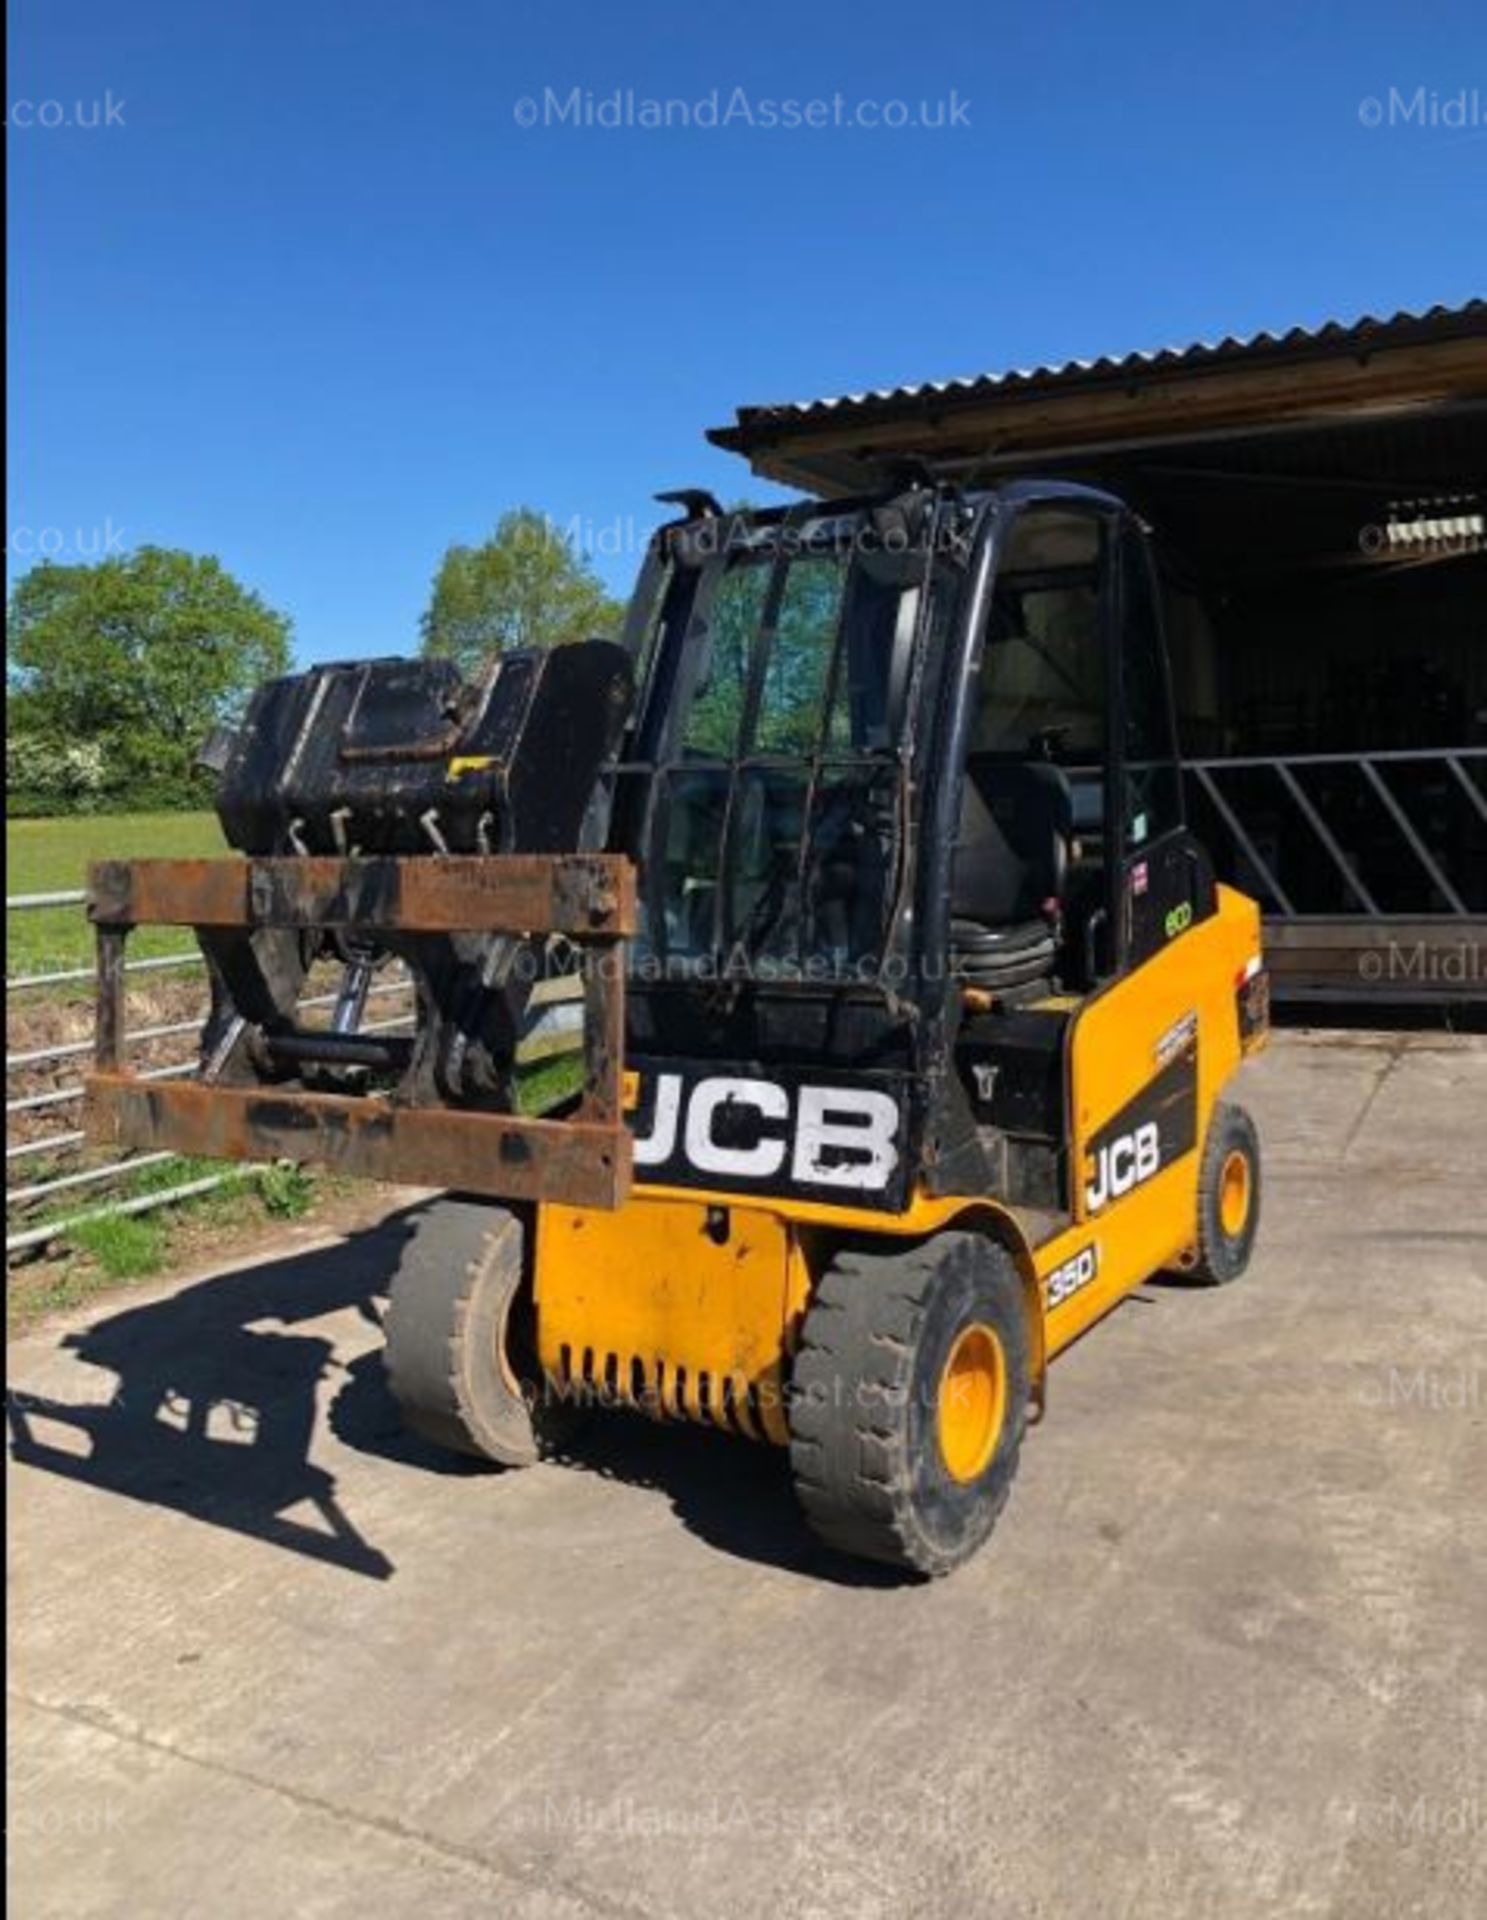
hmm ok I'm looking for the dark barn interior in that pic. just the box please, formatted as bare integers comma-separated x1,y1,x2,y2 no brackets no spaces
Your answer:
712,303,1486,1006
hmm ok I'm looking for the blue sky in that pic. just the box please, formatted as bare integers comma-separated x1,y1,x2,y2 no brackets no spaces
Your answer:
8,0,1484,664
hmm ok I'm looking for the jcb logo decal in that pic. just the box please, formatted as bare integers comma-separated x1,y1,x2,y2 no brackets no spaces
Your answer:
1084,1123,1161,1214
1081,1044,1198,1218
630,1067,904,1200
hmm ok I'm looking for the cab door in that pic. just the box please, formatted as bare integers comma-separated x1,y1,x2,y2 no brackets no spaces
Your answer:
1110,519,1216,968
1057,520,1232,1323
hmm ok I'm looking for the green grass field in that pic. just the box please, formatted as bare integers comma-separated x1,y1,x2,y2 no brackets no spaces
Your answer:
6,811,226,981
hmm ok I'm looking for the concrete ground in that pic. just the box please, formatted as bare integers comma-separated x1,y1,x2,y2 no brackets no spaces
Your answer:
7,1030,1485,1920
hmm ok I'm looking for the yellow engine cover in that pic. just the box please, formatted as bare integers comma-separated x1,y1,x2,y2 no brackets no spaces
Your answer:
534,1197,811,1443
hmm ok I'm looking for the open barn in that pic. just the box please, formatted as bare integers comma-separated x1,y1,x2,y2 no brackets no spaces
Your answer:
711,302,1487,1008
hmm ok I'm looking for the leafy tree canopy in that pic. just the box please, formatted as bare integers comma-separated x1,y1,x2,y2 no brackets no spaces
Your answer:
420,509,624,672
7,546,293,809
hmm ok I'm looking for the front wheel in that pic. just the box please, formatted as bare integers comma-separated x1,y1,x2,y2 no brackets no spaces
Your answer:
1190,1100,1262,1285
383,1197,578,1465
787,1233,1030,1578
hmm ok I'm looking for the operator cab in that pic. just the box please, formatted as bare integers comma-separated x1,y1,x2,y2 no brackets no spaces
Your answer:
944,492,1212,1213
948,498,1191,997
950,507,1105,995
613,479,1215,1217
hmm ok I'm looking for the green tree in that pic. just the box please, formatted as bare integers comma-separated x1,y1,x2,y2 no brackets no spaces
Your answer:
6,546,292,810
420,509,624,671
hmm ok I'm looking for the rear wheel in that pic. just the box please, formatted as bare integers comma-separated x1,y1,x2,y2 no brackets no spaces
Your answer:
1190,1100,1261,1285
787,1233,1029,1578
384,1197,576,1465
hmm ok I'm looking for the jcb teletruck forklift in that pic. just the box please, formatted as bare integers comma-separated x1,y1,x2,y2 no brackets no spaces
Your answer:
86,480,1268,1576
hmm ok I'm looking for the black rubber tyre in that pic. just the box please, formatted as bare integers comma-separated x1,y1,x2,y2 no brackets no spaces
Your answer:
383,1197,576,1465
787,1233,1030,1578
1190,1100,1262,1286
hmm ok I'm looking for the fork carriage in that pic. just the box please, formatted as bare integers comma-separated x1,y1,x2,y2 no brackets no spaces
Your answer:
85,851,636,1211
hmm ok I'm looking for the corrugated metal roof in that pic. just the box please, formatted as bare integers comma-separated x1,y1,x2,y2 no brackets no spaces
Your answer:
712,300,1487,446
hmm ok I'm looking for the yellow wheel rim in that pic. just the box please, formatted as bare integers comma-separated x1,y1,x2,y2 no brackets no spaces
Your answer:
936,1322,1007,1484
1219,1148,1252,1239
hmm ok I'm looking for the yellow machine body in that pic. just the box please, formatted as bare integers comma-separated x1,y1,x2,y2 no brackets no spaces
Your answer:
535,883,1266,1439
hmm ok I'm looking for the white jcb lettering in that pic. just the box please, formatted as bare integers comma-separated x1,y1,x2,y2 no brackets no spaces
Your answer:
1085,1121,1162,1213
683,1078,789,1179
631,1073,681,1166
792,1087,900,1191
630,1074,902,1191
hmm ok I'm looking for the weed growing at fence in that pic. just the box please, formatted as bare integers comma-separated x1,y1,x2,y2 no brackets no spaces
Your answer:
70,1211,164,1280
258,1162,316,1219
6,1163,362,1336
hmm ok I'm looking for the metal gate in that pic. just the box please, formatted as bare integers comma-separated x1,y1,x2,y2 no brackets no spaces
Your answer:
1184,747,1486,1002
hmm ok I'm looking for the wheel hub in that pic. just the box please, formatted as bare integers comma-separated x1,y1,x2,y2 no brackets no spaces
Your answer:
1219,1148,1251,1238
936,1322,1007,1484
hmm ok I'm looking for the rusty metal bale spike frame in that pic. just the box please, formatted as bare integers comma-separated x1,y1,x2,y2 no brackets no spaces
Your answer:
83,854,636,1211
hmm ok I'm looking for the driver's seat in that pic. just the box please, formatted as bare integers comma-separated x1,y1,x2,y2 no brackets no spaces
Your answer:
950,756,1072,990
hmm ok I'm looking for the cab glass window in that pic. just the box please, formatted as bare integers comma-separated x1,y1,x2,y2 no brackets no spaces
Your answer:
1119,536,1182,847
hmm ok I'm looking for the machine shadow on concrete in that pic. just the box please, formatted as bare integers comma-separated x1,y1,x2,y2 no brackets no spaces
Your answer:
9,1206,907,1589
5,1212,437,1582
331,1330,910,1588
